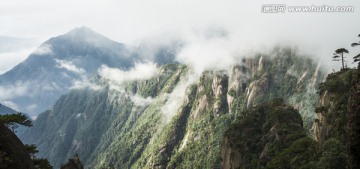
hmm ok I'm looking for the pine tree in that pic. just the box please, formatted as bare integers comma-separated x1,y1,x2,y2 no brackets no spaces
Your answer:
0,113,32,132
333,48,349,70
351,34,360,63
0,112,53,169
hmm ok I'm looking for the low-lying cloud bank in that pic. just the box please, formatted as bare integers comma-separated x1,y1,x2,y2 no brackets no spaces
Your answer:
175,28,239,74
94,62,158,107
98,62,158,85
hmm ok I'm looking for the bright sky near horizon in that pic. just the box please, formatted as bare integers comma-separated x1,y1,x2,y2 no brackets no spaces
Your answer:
1,0,360,73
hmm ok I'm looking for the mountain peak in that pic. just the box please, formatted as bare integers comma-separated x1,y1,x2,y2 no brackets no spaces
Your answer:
70,26,96,34
46,26,123,51
63,26,105,40
0,25,135,116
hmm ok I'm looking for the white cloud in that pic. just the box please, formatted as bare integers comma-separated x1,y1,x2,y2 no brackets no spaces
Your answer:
0,36,41,74
161,71,198,123
0,47,38,74
0,80,62,116
33,44,53,55
2,101,20,112
0,0,359,121
55,59,85,74
0,0,359,72
97,62,158,106
0,81,29,100
175,29,240,74
71,79,102,91
130,95,154,107
98,62,157,85
26,104,37,112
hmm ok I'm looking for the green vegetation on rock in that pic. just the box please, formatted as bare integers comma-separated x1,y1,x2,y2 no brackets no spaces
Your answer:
22,47,327,169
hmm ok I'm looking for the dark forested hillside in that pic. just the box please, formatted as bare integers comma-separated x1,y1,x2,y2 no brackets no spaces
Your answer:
22,48,326,169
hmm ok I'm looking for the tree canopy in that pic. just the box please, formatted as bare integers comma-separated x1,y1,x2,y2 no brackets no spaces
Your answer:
0,113,32,132
0,111,52,168
352,34,360,63
333,48,349,69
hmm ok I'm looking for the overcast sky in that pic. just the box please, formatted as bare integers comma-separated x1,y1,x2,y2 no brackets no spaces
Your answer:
1,0,360,73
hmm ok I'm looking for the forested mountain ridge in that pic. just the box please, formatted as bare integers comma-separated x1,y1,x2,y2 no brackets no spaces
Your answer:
22,47,325,169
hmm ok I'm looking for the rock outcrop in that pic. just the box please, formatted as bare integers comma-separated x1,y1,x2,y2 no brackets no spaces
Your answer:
312,68,357,146
246,73,270,108
312,90,331,145
60,154,84,169
347,63,360,169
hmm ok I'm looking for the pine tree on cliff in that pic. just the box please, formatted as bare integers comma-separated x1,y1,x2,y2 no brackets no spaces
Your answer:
0,113,32,132
333,48,349,70
351,34,360,63
0,113,35,169
0,113,53,169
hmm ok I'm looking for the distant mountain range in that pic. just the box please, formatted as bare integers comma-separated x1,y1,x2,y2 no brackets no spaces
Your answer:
0,26,178,117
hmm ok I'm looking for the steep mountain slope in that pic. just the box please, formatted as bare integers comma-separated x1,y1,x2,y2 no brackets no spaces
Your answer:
311,65,360,169
23,63,188,168
0,104,17,115
22,48,324,168
0,26,137,117
313,68,357,146
264,67,359,169
220,65,360,169
347,63,360,169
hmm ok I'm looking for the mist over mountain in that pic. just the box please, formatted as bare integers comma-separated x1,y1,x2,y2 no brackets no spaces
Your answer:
1,0,360,168
1,26,358,169
0,27,152,117
21,45,327,168
0,36,40,74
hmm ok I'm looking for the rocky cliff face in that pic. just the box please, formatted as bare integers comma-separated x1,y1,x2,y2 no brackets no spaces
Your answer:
22,48,324,168
0,123,34,169
220,65,357,168
312,68,357,147
347,63,360,169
